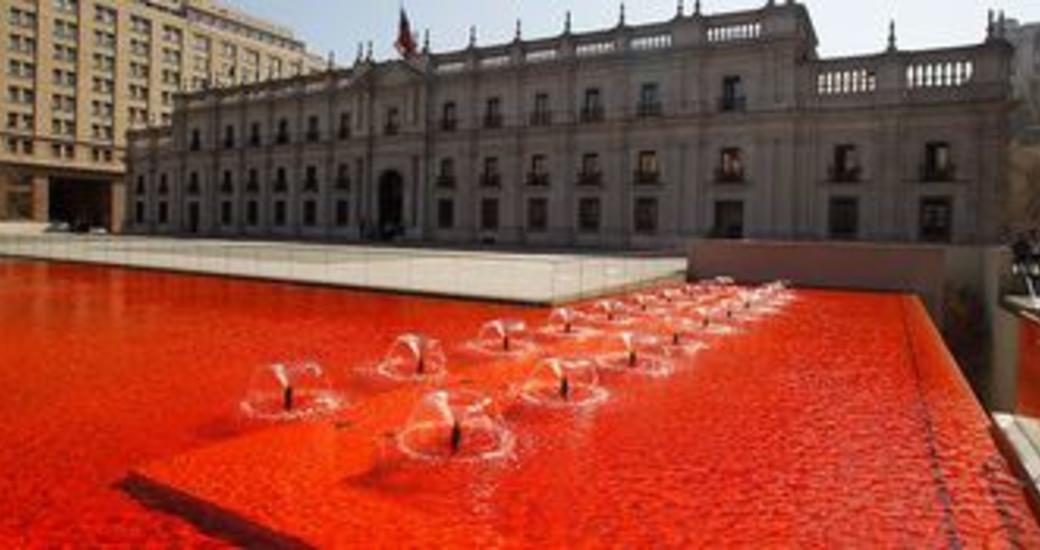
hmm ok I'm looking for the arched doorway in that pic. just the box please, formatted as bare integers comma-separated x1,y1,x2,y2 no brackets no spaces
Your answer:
377,170,405,240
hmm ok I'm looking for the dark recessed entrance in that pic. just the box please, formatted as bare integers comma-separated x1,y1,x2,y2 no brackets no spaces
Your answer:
49,178,111,231
378,170,405,240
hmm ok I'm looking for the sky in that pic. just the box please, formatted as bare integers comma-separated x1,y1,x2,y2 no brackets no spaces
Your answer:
223,0,1040,61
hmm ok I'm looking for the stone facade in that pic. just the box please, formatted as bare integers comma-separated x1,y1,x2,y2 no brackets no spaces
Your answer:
127,2,1014,247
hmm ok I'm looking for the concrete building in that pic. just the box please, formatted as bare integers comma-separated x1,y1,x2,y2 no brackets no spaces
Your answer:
0,0,324,231
127,2,1013,248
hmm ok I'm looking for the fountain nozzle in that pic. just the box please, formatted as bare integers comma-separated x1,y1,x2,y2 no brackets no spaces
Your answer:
560,375,571,400
450,420,463,453
503,333,511,351
282,384,294,412
628,350,637,368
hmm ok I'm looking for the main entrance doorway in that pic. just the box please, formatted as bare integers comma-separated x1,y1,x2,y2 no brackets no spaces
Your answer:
377,170,405,240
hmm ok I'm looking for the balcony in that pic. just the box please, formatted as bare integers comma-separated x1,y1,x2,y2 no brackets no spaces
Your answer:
248,136,261,147
222,139,234,150
527,173,550,187
920,163,957,183
828,165,862,183
715,168,745,184
440,118,457,132
636,102,662,118
338,128,351,140
436,174,456,189
530,111,552,126
580,107,604,123
577,171,603,187
480,173,501,188
483,114,503,129
634,170,660,185
718,96,747,112
305,131,320,143
334,178,350,191
384,123,399,136
275,133,289,145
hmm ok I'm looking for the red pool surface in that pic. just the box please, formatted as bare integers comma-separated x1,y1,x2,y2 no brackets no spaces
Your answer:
1018,316,1040,417
1,260,1038,546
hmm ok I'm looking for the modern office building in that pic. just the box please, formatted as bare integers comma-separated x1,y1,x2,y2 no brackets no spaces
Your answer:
127,2,1013,247
0,0,324,231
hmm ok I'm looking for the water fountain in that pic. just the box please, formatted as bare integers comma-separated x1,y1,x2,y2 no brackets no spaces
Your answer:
692,305,739,336
586,299,636,327
395,389,514,462
518,358,608,408
595,332,674,378
466,318,536,355
240,361,344,421
658,316,709,357
375,333,447,382
537,307,599,340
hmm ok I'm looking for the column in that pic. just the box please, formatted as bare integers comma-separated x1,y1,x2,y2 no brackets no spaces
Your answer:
31,175,49,222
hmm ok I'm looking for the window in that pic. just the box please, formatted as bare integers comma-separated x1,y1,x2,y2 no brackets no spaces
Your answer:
634,198,658,234
441,102,457,131
482,157,501,187
246,169,259,193
158,202,169,224
385,107,399,136
578,197,601,233
135,202,145,224
338,112,351,139
189,129,201,151
582,88,604,122
718,148,744,183
531,93,550,125
276,119,289,144
304,166,318,192
529,155,549,186
220,170,233,194
527,198,549,232
437,199,454,229
306,116,320,141
636,151,659,184
249,123,261,146
335,200,349,226
220,201,233,225
919,197,953,243
159,174,169,195
721,76,746,111
638,83,661,117
335,163,350,190
302,200,317,227
438,158,455,188
713,200,745,239
831,145,861,183
273,201,287,226
274,167,288,193
481,198,500,231
187,172,200,195
923,142,954,181
246,201,259,226
828,197,859,240
224,125,235,149
579,153,602,186
485,97,502,128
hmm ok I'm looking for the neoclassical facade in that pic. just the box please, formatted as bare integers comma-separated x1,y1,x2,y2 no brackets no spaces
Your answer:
125,2,1013,247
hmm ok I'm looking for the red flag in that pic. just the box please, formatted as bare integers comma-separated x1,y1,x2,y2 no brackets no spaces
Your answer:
395,9,417,57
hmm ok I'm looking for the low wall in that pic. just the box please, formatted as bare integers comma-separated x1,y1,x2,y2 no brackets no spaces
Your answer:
1018,314,1040,416
687,239,950,318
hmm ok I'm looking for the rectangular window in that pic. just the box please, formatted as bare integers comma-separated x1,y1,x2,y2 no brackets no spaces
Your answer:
438,158,455,188
335,200,349,226
481,198,499,231
246,201,259,226
923,142,954,181
831,144,861,182
307,116,320,141
582,88,603,122
221,201,233,225
634,197,658,234
385,107,399,135
224,125,235,149
485,97,502,128
722,76,745,111
636,151,659,184
276,119,289,144
437,199,454,229
303,200,317,227
304,166,318,192
638,83,661,117
718,148,744,183
273,201,287,226
532,93,550,125
158,202,169,224
713,200,745,239
135,201,145,224
919,197,953,243
527,197,549,232
441,102,457,131
482,157,500,187
580,153,601,185
529,155,548,186
828,197,859,240
578,197,601,233
338,112,351,139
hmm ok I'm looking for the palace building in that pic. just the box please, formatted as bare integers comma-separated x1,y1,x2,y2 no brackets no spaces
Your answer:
125,1,1014,247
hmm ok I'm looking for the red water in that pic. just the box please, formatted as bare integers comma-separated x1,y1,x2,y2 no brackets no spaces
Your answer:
1019,317,1040,416
0,261,541,546
1,261,1038,547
